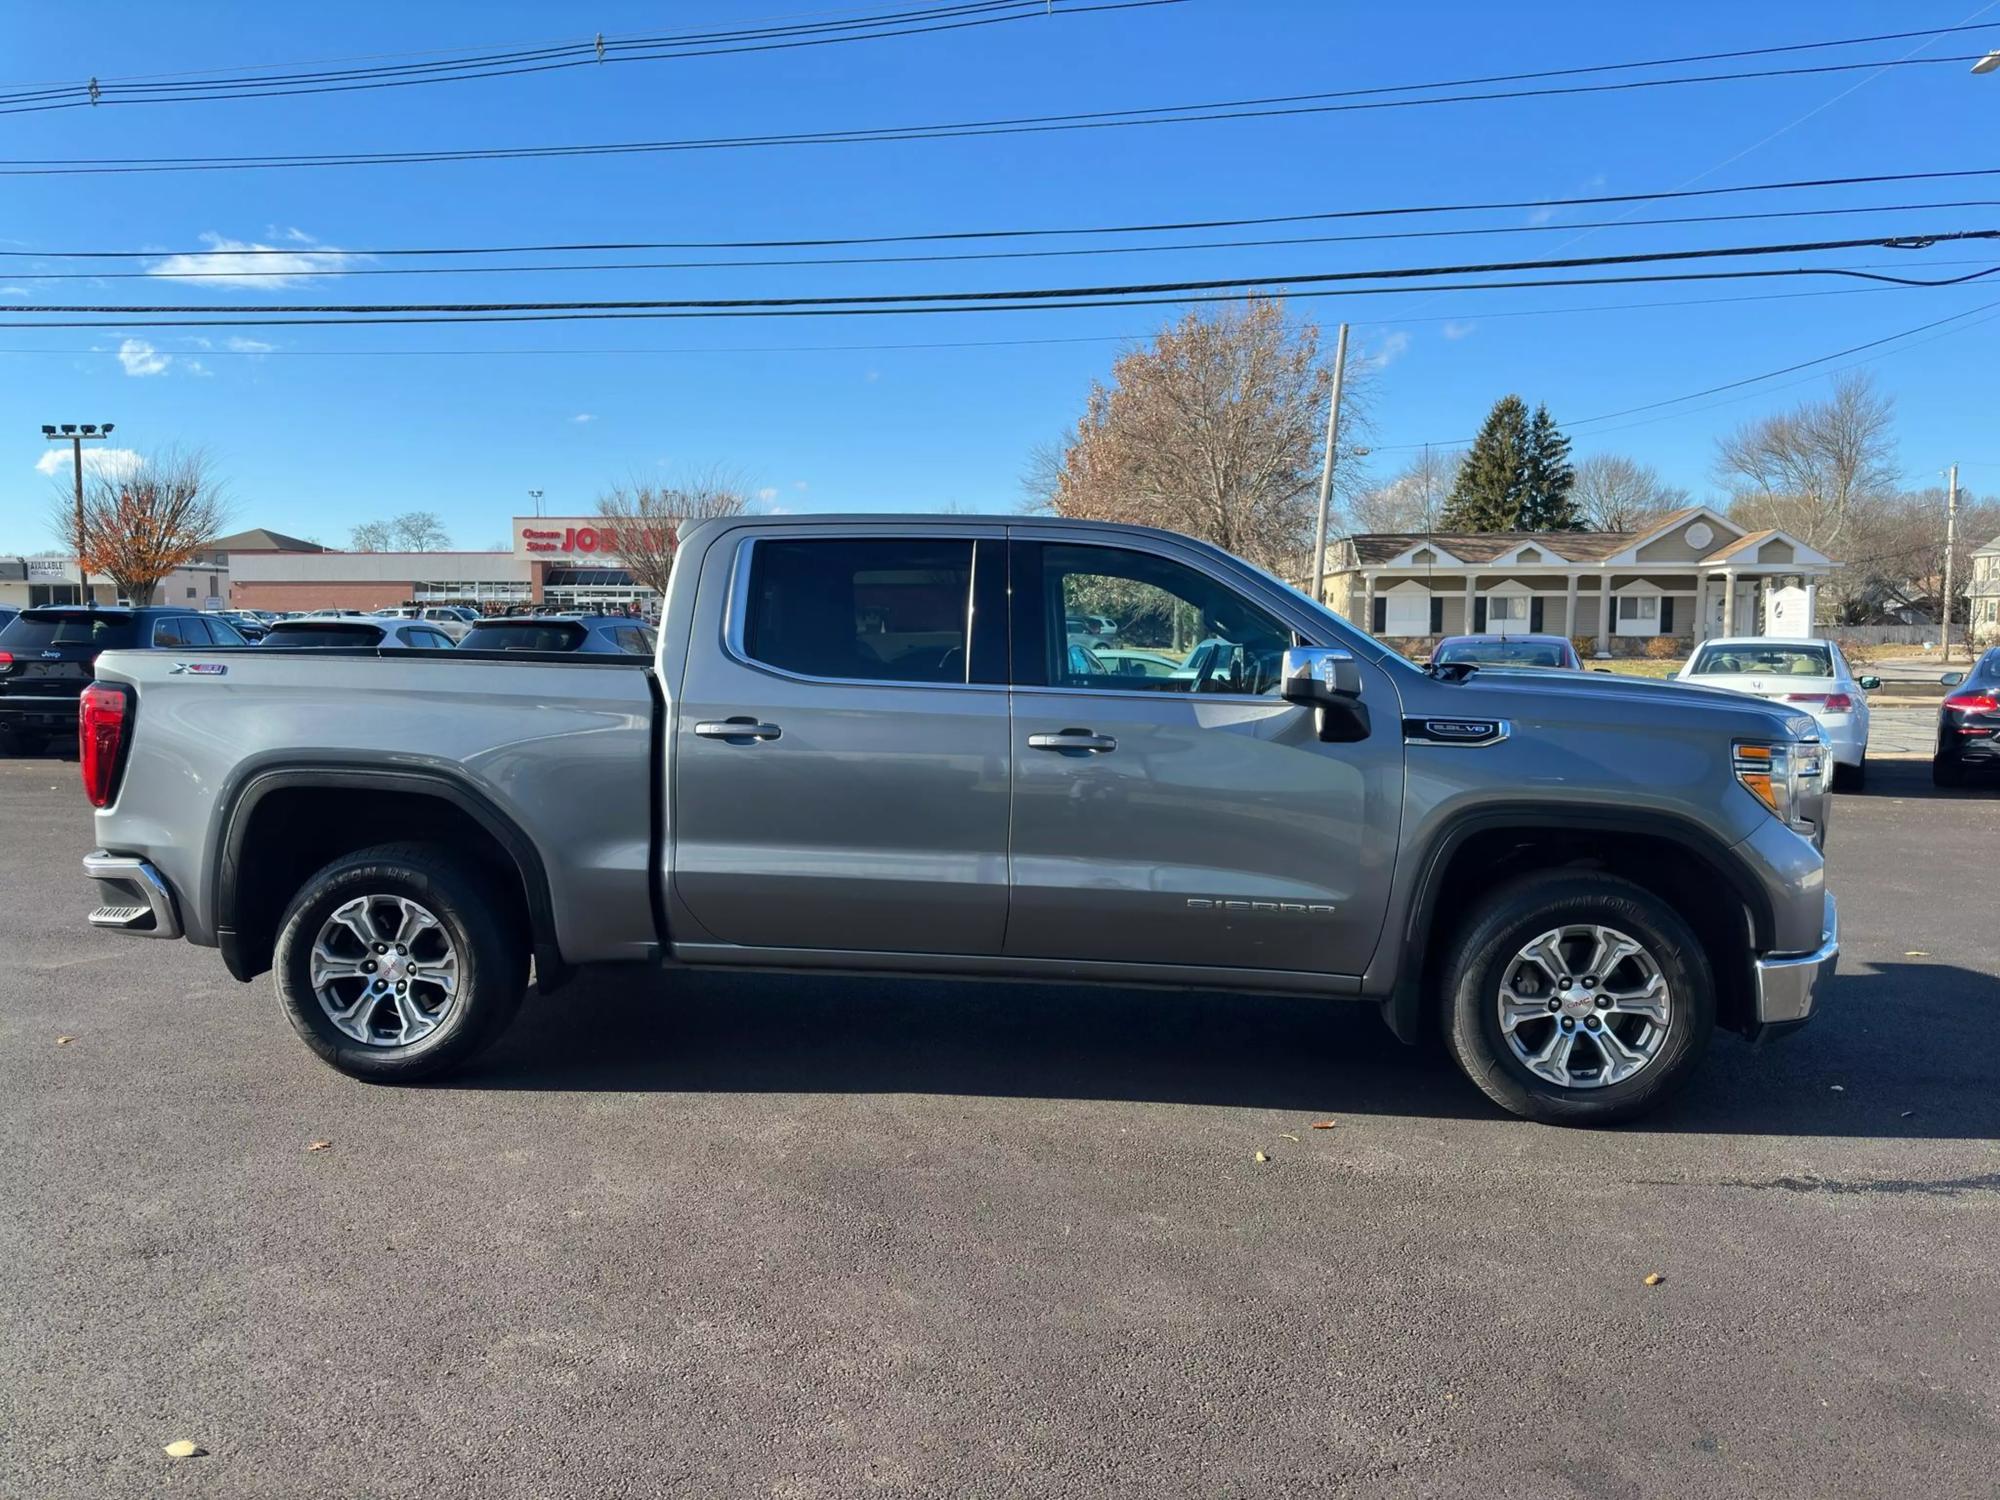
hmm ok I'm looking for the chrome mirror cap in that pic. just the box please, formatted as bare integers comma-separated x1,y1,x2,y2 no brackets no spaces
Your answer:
1281,646,1360,705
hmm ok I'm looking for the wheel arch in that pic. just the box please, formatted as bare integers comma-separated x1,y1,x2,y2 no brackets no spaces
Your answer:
210,762,567,990
1381,804,1773,1045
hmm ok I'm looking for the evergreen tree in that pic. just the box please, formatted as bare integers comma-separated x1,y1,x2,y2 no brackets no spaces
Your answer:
1441,395,1530,531
1519,403,1584,530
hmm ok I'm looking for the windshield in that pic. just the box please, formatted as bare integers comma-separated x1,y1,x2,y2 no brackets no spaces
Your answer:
1689,644,1831,677
1,612,138,650
461,621,586,651
1434,639,1570,669
262,623,384,648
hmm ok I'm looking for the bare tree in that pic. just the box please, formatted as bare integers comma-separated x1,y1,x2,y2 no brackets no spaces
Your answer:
390,511,451,551
1828,487,2000,624
1713,373,1898,554
1347,446,1462,533
49,447,228,605
350,520,395,551
595,470,750,597
1572,453,1690,531
1024,297,1373,574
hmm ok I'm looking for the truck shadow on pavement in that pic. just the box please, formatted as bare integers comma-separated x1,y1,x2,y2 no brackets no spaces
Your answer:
466,958,1999,1139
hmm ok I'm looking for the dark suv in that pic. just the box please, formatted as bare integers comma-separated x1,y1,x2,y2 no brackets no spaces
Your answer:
0,606,251,752
458,614,656,655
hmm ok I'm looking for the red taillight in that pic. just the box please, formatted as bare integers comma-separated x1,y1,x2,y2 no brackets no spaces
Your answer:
1945,692,1999,713
1784,692,1854,711
78,682,130,808
0,649,13,667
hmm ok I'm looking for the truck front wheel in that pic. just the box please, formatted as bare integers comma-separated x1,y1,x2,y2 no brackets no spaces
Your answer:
1439,872,1715,1126
272,842,528,1083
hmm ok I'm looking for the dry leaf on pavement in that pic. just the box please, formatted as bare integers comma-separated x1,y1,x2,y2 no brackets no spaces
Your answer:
163,1440,206,1459
306,1140,332,1152
55,1035,74,1045
1310,1121,1336,1130
1253,1151,1270,1163
1643,1273,1666,1287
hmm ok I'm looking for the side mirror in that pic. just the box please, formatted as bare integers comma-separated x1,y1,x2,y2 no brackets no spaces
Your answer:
1942,671,1965,687
1281,646,1369,743
1281,646,1361,706
1858,675,1882,691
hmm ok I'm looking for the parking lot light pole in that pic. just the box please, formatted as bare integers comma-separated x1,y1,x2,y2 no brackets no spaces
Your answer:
40,422,113,606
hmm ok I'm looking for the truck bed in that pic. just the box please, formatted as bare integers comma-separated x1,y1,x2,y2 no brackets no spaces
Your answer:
89,647,661,966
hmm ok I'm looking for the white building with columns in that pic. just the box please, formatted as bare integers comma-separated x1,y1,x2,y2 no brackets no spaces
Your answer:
1320,507,1836,654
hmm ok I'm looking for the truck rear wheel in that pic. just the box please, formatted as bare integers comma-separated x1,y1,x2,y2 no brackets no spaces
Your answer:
1439,872,1714,1126
271,842,527,1083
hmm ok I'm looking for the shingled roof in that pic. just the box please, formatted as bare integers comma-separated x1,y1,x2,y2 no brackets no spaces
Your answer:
1346,530,1640,565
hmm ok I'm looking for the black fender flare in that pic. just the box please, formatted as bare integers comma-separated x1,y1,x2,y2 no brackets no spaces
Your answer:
211,761,568,989
1380,802,1775,1044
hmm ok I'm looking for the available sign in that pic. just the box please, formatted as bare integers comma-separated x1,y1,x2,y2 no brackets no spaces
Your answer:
511,516,668,561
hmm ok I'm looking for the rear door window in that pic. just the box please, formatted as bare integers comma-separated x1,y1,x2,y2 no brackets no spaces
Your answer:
152,616,195,647
741,537,977,684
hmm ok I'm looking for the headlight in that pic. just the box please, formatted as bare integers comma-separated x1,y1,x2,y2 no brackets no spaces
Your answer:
1734,737,1826,835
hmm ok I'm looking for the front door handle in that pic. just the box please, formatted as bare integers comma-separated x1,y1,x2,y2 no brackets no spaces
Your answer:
694,717,782,743
1028,728,1117,754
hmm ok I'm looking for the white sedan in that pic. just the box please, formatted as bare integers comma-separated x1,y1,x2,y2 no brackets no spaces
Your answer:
1677,637,1878,789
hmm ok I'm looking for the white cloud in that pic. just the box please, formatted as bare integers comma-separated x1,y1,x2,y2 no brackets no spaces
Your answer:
571,413,596,424
225,336,276,354
755,487,778,503
1441,321,1477,341
148,230,358,288
184,359,211,377
117,338,171,376
1357,331,1410,372
0,285,28,298
35,446,142,481
792,480,809,493
1525,205,1560,227
864,369,881,382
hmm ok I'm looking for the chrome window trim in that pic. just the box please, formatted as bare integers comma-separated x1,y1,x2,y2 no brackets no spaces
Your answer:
721,533,1004,695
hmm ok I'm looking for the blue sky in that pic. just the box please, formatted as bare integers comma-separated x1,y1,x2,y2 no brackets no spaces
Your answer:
1,0,1996,552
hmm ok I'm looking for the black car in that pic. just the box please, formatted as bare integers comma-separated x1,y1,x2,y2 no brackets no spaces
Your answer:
1934,647,2000,787
458,614,656,655
0,605,252,752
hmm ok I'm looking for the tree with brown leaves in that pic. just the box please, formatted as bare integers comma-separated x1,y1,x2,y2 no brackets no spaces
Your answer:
51,447,227,606
595,471,750,597
1027,298,1370,575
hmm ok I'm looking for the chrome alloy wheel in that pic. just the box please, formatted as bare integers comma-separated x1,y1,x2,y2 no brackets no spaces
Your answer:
309,895,459,1047
1496,924,1671,1089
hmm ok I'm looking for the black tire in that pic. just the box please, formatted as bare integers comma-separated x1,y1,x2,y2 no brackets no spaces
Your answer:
1833,758,1865,792
1932,756,1964,789
1439,872,1715,1126
272,841,527,1083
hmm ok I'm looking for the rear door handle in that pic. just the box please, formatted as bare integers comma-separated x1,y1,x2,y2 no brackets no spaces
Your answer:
1028,728,1117,754
694,717,782,743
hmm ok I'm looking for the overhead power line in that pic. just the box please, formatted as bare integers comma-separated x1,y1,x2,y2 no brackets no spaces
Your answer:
0,2,1178,115
13,167,2000,259
12,229,1997,315
4,52,1991,175
15,205,2000,281
7,238,2000,328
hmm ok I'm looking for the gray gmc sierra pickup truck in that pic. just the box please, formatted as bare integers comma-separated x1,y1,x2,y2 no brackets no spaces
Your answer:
77,515,1838,1125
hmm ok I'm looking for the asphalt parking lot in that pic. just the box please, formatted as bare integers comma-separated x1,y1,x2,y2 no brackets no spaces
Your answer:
2,746,1996,1499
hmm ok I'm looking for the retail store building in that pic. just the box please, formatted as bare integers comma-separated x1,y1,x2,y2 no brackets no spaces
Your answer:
228,516,655,614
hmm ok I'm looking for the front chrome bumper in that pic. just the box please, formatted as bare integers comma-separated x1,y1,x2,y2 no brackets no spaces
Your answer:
1752,890,1837,1029
82,850,183,940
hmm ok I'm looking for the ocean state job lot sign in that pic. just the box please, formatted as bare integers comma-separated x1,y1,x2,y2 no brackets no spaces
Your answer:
511,516,669,561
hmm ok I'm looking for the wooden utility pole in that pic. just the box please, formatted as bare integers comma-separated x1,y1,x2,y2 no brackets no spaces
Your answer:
1309,322,1351,605
1941,463,1960,663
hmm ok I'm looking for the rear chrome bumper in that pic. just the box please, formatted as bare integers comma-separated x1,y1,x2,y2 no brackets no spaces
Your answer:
82,850,182,940
1752,890,1837,1031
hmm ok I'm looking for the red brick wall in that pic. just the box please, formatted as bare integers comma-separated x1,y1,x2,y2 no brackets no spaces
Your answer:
230,580,416,612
